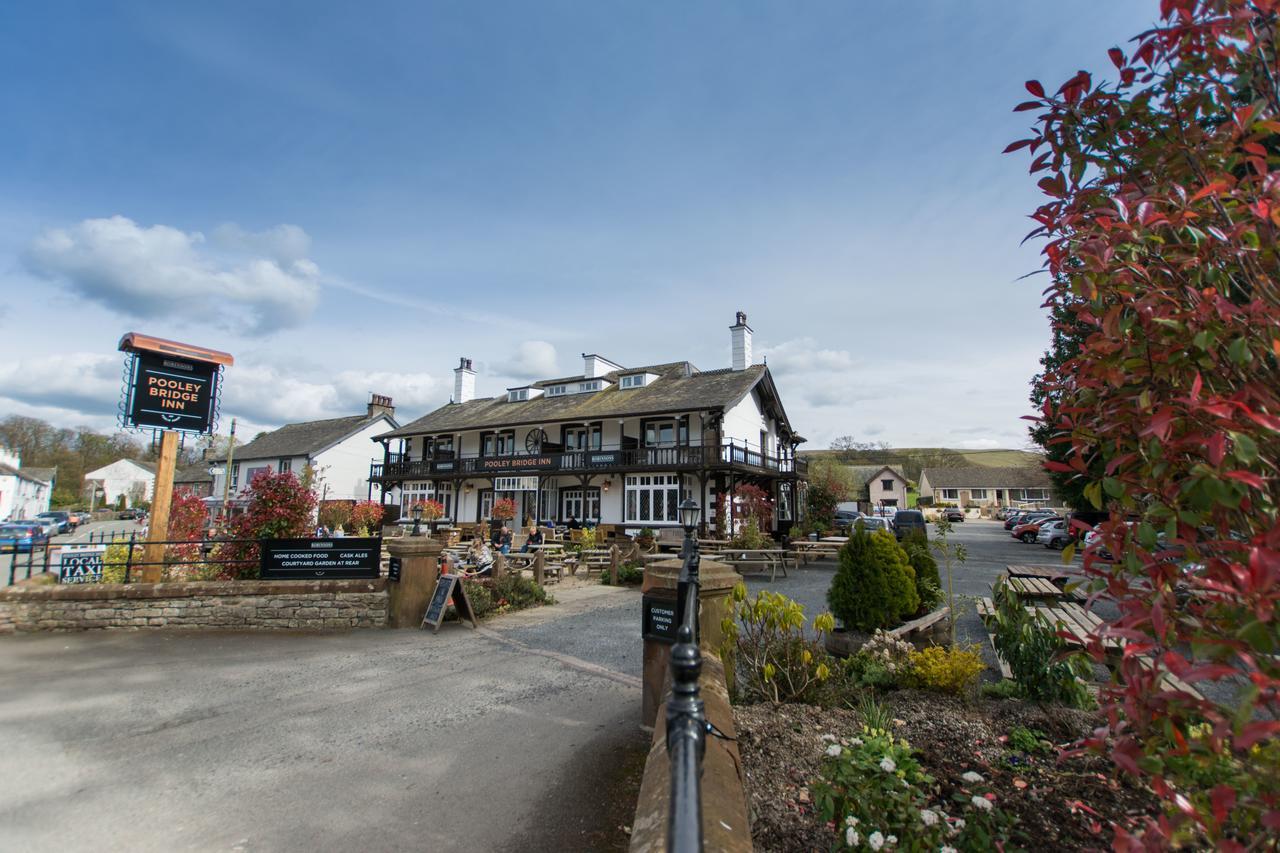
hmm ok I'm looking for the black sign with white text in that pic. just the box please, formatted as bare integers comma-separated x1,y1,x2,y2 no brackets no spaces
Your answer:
259,538,381,580
125,351,220,434
642,594,678,643
57,546,107,584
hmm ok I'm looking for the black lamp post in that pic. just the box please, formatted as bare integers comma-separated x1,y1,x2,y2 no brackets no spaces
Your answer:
676,499,701,635
410,502,424,537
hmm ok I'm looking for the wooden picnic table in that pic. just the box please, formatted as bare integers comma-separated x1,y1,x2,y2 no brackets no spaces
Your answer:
705,548,792,581
790,540,843,565
1006,564,1074,581
1005,575,1083,600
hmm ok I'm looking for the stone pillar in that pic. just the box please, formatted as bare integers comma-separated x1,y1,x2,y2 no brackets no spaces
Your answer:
385,537,444,628
639,555,740,729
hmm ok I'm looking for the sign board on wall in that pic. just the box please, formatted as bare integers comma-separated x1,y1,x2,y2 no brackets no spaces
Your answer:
259,538,381,580
641,593,678,643
55,545,107,584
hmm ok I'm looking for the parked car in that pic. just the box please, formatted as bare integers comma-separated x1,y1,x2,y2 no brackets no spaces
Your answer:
1013,516,1061,543
941,507,964,523
0,523,48,553
1036,519,1074,550
829,502,860,527
36,511,73,534
1003,511,1027,530
891,510,927,540
21,517,59,538
1007,510,1054,531
855,516,891,533
118,508,146,520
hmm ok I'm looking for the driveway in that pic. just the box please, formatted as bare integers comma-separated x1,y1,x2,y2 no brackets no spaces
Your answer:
0,585,649,853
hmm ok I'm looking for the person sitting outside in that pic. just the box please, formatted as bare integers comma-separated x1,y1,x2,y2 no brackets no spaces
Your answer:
466,539,494,576
566,515,581,530
521,525,544,553
498,525,513,555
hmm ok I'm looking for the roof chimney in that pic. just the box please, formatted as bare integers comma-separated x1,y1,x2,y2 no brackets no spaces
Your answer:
454,357,476,404
582,353,622,378
730,311,752,371
367,393,395,419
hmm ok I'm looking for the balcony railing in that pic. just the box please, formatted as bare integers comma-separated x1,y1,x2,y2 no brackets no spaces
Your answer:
371,441,805,481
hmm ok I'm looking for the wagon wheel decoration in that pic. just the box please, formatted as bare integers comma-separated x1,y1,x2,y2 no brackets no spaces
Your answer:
526,428,547,453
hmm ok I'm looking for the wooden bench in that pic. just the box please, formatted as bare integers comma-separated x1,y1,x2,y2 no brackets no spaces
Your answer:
1006,575,1083,601
790,541,843,565
564,546,618,578
705,549,792,581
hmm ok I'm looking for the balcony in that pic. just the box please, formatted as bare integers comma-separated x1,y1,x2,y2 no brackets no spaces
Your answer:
370,441,805,482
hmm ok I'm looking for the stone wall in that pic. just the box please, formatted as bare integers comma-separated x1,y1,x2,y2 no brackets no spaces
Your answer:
629,653,753,853
0,579,388,633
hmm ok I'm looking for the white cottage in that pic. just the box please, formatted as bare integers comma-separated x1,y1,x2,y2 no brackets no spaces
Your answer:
84,458,157,509
0,448,54,521
210,395,400,504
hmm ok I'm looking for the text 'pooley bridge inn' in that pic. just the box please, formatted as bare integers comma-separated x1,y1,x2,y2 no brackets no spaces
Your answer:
368,312,807,534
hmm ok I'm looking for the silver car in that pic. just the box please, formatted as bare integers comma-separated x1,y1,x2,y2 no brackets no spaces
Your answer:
1036,519,1072,550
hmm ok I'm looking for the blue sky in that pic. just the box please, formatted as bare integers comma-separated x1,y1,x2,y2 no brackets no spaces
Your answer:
0,1,1158,448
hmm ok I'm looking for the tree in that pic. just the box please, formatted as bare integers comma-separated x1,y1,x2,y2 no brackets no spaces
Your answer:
802,457,856,532
219,470,318,578
1027,287,1098,510
1010,2,1280,843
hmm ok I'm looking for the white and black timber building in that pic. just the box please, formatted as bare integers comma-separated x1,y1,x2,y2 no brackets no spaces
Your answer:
370,312,807,534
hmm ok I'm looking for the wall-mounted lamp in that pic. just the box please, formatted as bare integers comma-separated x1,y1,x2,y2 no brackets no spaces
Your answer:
602,479,612,493
464,482,474,493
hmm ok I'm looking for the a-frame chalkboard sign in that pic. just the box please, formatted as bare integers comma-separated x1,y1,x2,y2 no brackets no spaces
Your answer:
421,573,478,633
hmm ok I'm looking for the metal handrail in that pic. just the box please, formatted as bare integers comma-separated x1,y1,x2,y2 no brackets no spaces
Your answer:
666,531,705,851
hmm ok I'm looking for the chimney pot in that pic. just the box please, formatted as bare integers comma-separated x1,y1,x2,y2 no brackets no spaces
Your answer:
454,357,477,404
730,310,753,371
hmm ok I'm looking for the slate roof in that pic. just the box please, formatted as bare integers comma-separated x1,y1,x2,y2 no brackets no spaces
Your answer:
174,464,214,484
379,363,790,439
22,467,56,485
921,466,1052,489
846,465,908,485
0,463,53,485
213,414,395,463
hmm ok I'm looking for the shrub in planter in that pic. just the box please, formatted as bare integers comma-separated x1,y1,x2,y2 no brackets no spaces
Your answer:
730,515,770,550
600,562,644,585
828,527,917,632
902,536,941,609
722,584,836,704
815,721,1016,850
461,574,552,619
908,645,985,696
990,580,1092,708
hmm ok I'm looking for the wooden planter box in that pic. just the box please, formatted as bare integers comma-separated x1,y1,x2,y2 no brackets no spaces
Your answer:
824,606,951,657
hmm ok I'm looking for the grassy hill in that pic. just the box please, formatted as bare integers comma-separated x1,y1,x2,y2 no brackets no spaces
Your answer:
800,447,1043,484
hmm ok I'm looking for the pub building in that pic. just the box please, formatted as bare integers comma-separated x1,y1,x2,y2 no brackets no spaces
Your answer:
370,313,807,535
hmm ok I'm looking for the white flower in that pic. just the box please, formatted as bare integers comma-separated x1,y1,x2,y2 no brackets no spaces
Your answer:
826,744,843,757
961,771,983,784
845,827,859,847
950,818,966,835
971,796,993,811
941,847,958,853
845,816,859,826
879,756,896,772
920,809,938,826
849,737,863,747
868,831,885,851
821,733,837,742
887,836,897,846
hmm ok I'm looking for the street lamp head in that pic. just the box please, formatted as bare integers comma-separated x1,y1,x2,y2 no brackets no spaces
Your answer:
679,499,701,535
410,503,424,522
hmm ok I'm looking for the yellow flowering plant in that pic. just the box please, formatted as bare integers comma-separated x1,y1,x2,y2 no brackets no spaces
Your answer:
721,584,835,704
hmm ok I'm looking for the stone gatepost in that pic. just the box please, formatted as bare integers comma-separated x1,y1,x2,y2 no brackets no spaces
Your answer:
639,556,739,728
385,537,443,628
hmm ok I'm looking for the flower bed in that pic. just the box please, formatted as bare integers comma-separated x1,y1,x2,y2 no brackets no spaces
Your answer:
735,694,1159,851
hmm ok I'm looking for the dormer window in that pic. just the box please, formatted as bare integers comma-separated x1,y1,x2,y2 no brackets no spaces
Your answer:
620,374,646,389
546,385,567,396
508,389,529,402
578,380,603,393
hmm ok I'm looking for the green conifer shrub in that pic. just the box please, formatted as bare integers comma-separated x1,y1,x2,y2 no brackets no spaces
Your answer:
827,525,918,631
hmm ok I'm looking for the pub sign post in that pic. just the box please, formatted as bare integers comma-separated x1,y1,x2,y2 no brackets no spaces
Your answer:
119,333,233,583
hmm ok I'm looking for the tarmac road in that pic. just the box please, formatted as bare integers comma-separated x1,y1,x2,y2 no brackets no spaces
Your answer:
0,586,649,853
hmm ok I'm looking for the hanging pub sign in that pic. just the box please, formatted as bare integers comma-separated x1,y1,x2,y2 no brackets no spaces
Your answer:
118,333,233,435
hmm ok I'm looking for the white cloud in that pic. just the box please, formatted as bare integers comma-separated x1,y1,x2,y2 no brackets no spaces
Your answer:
24,216,320,332
493,340,558,380
958,438,1002,450
758,338,857,375
0,352,443,433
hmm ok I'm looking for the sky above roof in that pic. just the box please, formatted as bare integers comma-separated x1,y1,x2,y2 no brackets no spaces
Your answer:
0,1,1157,449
